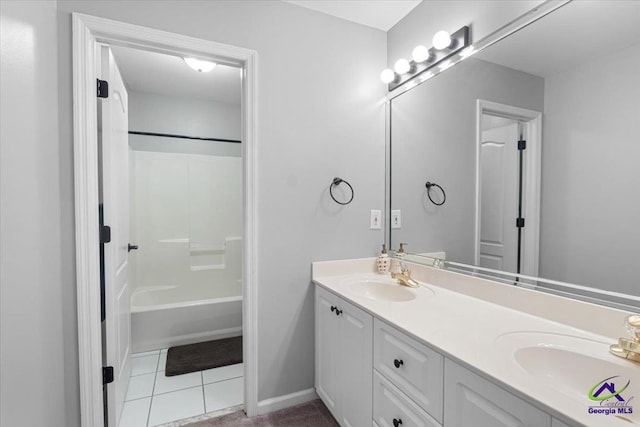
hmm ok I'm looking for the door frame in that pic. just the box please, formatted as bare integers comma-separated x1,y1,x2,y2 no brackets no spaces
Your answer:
72,13,258,426
474,99,541,278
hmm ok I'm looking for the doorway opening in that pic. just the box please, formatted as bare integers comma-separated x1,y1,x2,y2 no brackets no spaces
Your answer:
98,43,245,426
474,100,542,279
73,14,257,427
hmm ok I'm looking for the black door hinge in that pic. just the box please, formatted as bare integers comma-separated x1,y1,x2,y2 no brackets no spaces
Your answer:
516,217,525,228
103,366,114,385
100,225,111,244
97,79,109,98
518,139,527,150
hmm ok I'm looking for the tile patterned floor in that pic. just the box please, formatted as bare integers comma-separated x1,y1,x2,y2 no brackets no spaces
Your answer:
119,349,244,427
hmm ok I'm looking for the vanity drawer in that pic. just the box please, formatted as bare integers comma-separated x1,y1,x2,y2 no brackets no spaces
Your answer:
373,371,442,427
374,319,444,422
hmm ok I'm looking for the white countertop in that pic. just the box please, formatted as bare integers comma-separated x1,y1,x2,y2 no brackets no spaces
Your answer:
312,258,640,427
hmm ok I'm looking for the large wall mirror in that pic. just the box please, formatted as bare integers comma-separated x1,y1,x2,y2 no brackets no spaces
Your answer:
388,0,640,309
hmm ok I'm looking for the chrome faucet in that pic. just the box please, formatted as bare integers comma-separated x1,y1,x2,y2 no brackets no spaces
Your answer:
610,314,640,363
391,261,420,288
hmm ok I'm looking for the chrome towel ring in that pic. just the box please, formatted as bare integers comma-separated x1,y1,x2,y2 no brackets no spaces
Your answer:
425,181,446,206
330,177,354,205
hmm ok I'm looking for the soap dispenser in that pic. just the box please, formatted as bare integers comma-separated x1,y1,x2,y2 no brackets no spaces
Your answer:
377,244,390,274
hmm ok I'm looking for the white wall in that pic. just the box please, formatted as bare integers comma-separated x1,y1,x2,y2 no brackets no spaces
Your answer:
129,90,241,142
387,0,542,67
56,0,387,410
539,43,640,295
131,150,242,297
390,58,544,262
0,2,73,426
128,90,243,298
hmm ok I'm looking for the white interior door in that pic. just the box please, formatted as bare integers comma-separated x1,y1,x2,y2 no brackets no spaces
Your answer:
100,45,132,427
479,122,519,272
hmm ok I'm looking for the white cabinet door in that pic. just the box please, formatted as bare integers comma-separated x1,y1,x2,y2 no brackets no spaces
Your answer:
338,298,373,427
315,286,373,426
315,286,340,418
444,359,551,427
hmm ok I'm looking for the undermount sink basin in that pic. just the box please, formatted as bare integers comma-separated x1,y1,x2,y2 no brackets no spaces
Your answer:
495,332,639,404
344,276,432,302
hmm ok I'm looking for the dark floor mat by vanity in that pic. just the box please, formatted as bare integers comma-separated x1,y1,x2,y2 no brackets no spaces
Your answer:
165,336,242,376
183,399,339,427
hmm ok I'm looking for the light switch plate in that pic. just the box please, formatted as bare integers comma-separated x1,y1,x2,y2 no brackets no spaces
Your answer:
391,210,401,229
370,210,382,229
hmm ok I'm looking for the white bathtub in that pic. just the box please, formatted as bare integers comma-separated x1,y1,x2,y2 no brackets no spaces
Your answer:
131,285,242,353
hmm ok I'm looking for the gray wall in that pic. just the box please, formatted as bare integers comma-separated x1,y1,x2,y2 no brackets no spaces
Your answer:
54,0,387,416
539,43,640,295
0,1,71,426
129,90,242,157
391,59,544,261
387,0,541,67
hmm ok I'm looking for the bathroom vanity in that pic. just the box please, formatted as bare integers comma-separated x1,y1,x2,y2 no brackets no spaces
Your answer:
313,258,639,427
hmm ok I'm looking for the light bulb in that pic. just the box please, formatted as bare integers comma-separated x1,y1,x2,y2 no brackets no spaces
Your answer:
380,69,396,84
412,45,431,63
394,58,411,74
183,57,217,73
433,30,452,50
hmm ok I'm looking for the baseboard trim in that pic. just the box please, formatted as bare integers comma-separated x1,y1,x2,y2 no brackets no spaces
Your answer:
256,388,318,415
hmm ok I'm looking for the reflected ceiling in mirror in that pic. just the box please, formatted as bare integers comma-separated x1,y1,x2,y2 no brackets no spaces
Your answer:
387,0,640,307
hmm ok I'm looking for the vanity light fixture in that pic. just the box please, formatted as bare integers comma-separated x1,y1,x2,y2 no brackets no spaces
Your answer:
460,46,476,58
404,81,417,91
380,26,470,91
380,69,397,84
412,45,431,63
394,58,412,74
438,60,453,71
183,57,217,73
419,71,434,82
432,30,453,50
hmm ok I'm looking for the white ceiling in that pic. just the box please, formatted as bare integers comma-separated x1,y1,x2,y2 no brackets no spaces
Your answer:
110,46,241,105
283,0,422,31
475,1,640,78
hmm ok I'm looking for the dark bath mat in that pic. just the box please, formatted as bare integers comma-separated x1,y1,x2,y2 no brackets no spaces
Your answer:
165,336,242,376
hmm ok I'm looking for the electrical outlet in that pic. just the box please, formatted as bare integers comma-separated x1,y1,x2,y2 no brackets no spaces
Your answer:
391,210,401,229
370,210,381,229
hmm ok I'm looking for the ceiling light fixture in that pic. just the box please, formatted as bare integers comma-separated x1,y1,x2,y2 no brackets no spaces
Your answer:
183,57,217,73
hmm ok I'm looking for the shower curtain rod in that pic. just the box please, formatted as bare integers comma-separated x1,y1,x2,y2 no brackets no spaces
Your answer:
129,130,241,144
